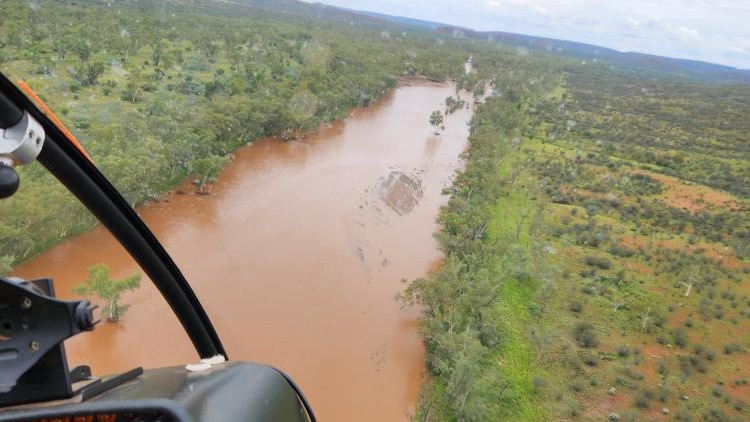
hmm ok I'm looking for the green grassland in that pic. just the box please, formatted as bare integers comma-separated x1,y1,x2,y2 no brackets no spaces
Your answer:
407,54,750,421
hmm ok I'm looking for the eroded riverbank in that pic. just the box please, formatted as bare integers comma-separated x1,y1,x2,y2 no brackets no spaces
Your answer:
13,82,473,421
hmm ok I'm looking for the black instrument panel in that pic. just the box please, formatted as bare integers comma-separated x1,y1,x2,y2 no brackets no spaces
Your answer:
0,401,188,422
0,363,310,422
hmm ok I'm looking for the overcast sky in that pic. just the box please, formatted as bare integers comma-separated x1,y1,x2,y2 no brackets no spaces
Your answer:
303,0,750,69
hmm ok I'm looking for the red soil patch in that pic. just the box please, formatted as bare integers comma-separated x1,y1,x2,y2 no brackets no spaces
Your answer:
560,185,608,200
587,389,630,420
620,235,648,249
639,343,674,384
618,234,749,272
630,168,744,212
624,260,653,276
562,245,582,261
727,353,750,402
666,307,691,328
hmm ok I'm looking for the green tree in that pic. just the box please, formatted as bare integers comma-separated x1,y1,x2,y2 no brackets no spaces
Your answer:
121,70,145,103
84,61,105,86
72,264,141,322
191,155,228,194
430,110,444,134
0,255,12,277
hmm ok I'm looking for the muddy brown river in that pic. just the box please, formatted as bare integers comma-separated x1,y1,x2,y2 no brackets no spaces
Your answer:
13,81,473,421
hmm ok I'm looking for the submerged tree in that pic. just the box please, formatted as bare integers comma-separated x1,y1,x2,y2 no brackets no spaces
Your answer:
429,110,444,135
73,264,141,322
191,155,229,194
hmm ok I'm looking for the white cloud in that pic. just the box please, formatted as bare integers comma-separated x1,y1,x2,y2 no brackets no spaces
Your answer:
676,26,701,41
626,18,641,28
724,46,748,54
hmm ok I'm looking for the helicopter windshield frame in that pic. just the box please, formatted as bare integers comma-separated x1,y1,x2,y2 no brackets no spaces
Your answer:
0,72,226,361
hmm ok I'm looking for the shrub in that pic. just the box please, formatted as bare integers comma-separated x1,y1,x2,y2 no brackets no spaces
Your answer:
563,354,584,371
479,324,501,348
613,377,631,388
608,245,636,258
569,301,584,313
657,361,669,376
582,284,597,294
723,343,742,355
625,367,643,381
567,400,580,417
657,387,671,403
583,256,613,270
634,391,651,409
693,344,706,356
582,354,600,367
702,408,729,421
675,410,693,422
573,322,598,348
532,377,547,393
673,328,689,348
620,411,640,422
570,379,586,392
678,360,693,379
653,313,667,327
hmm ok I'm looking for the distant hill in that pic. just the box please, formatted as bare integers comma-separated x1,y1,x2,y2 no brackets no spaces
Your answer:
221,0,750,84
210,0,393,26
441,28,750,84
306,4,750,84
332,8,444,29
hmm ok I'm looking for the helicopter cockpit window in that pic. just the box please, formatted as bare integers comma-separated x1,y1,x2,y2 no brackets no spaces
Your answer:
2,167,197,377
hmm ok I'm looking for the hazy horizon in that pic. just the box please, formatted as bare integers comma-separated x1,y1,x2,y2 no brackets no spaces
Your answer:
303,0,750,70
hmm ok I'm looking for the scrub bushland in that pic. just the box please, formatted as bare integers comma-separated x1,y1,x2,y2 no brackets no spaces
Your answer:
406,48,749,421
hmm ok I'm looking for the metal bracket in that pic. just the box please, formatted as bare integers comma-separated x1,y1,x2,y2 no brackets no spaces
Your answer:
0,111,45,166
0,277,96,405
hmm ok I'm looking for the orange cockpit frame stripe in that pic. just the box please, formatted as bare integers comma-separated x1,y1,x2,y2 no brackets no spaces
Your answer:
16,80,92,162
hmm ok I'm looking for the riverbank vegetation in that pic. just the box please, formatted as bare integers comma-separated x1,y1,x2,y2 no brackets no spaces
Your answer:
406,43,750,422
0,0,469,273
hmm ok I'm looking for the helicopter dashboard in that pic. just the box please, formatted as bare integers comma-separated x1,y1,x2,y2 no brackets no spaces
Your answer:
0,362,311,422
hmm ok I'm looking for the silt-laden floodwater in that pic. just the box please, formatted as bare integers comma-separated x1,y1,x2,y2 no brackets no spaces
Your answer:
13,81,473,421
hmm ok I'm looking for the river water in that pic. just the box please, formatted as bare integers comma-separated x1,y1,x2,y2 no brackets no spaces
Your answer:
13,81,473,421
